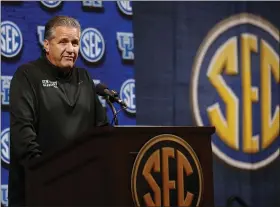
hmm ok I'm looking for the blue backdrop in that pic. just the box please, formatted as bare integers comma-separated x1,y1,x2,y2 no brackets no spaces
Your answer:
1,1,135,206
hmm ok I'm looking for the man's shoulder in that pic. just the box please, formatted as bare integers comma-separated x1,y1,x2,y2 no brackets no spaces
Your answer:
16,58,41,75
76,67,92,80
76,67,89,74
12,58,43,84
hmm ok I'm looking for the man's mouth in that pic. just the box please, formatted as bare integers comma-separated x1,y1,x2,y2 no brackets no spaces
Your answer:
63,57,74,61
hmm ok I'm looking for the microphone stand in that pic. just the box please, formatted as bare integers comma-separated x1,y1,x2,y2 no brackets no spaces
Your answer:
105,97,119,126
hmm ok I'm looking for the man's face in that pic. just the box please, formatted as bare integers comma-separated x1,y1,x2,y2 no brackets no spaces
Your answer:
44,26,80,69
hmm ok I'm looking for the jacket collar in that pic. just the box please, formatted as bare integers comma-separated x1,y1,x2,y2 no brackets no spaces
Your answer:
40,54,74,81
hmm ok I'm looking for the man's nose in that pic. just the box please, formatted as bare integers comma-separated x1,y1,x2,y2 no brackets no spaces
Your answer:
66,43,74,53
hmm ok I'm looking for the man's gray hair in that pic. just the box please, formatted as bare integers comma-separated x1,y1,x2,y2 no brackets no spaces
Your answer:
44,15,81,40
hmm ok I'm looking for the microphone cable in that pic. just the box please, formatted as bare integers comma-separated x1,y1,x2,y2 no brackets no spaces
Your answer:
111,105,128,126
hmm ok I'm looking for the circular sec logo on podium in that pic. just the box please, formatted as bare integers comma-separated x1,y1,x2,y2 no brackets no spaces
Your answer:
131,134,204,207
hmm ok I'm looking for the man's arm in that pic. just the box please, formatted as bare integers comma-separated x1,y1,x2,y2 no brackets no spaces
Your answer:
9,67,42,166
84,70,109,126
94,92,109,126
92,81,109,126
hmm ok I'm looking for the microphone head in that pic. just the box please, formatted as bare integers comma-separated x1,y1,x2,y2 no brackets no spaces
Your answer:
111,90,119,97
95,83,127,108
95,83,108,96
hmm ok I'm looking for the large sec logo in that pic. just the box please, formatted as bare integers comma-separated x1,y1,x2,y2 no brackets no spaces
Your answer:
1,128,10,165
1,21,23,58
191,13,279,170
120,79,136,114
80,28,105,63
131,134,203,207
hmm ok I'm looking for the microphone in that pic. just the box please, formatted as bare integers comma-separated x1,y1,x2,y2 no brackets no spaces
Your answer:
95,83,127,108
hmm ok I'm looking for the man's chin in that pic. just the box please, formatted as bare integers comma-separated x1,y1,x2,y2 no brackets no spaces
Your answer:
61,63,74,70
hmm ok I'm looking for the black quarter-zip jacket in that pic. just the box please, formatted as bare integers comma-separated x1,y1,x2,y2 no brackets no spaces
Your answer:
8,55,108,206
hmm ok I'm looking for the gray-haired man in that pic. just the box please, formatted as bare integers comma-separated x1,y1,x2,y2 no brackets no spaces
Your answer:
8,16,108,206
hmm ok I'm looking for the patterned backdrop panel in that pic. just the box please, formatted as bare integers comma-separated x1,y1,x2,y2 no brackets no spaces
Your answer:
1,1,135,206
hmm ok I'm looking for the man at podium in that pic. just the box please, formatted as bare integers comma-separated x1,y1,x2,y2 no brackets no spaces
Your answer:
8,15,108,206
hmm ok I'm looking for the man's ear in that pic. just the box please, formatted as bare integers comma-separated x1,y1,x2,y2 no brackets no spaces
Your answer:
43,39,50,53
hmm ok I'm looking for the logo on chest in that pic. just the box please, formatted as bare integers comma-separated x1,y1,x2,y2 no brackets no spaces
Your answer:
42,80,58,88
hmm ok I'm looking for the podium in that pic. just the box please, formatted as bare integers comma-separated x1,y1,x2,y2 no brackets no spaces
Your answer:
25,126,215,206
